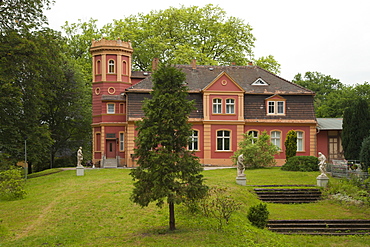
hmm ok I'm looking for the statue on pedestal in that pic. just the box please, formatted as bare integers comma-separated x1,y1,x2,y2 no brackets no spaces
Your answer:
77,147,83,167
318,152,327,177
237,154,245,177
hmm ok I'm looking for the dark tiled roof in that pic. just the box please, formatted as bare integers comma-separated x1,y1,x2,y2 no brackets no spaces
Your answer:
127,65,314,95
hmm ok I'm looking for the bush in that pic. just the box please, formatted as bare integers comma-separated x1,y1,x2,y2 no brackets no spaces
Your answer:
247,203,269,229
281,156,319,172
0,167,27,200
232,131,279,169
198,187,241,230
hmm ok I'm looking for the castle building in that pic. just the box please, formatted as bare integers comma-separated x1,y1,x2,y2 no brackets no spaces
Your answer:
91,39,317,168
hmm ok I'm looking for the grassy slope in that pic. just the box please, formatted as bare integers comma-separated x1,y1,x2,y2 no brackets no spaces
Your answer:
0,168,369,247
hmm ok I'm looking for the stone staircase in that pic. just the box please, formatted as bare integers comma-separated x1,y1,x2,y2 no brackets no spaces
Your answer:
103,158,118,168
268,219,370,235
254,187,322,204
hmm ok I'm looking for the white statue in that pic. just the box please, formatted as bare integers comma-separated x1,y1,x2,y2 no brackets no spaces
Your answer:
318,152,327,176
77,147,83,167
237,154,245,177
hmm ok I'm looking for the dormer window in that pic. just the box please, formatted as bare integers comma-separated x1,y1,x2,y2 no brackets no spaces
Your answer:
265,95,286,115
252,78,268,86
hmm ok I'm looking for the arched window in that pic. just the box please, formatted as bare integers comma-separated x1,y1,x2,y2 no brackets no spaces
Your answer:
96,60,101,74
108,60,115,74
95,133,101,151
122,61,127,75
226,98,235,114
271,131,281,149
296,131,304,151
213,98,222,114
248,130,259,144
217,130,230,151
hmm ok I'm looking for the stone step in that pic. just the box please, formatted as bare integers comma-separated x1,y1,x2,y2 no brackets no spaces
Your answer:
103,158,118,168
254,188,322,204
268,220,370,235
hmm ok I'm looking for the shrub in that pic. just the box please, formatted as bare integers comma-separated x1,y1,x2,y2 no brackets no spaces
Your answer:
285,130,297,160
198,187,241,230
247,203,269,229
0,167,27,200
281,156,319,172
232,131,279,169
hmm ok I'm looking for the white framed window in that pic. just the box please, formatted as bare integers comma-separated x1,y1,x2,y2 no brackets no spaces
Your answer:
248,130,259,144
108,60,115,74
271,131,281,149
296,131,304,151
213,98,222,114
119,132,124,151
226,99,235,114
188,130,199,151
267,101,285,115
107,103,115,114
217,130,230,151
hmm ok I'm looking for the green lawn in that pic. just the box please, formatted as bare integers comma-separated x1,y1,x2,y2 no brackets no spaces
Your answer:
0,167,369,246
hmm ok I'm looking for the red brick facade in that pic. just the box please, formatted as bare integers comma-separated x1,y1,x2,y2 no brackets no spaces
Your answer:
91,39,317,167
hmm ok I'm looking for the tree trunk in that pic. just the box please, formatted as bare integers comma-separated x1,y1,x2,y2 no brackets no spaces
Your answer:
169,202,176,231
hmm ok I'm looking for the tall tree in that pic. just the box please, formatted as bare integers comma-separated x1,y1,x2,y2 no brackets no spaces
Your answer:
0,30,52,170
62,18,103,83
63,5,281,76
342,98,370,160
360,136,370,171
130,66,208,231
0,28,91,171
292,72,343,117
0,0,53,33
38,29,92,169
253,55,281,75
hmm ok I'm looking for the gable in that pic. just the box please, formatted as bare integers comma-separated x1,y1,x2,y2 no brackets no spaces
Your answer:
265,94,286,101
202,72,244,93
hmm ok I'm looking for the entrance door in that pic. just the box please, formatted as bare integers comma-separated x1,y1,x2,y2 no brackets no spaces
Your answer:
106,140,116,158
328,131,343,161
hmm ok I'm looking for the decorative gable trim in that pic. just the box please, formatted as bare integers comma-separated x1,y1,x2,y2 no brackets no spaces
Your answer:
252,78,268,86
202,71,245,93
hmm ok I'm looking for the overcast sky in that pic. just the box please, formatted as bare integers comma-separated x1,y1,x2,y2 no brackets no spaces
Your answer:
45,0,370,85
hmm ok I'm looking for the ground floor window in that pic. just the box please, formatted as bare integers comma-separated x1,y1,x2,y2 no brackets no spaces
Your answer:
248,130,259,144
296,131,304,151
271,131,281,149
217,130,230,151
189,130,199,151
119,132,124,151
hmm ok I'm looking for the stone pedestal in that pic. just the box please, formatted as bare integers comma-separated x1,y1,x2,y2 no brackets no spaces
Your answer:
236,175,246,186
316,174,329,188
76,166,84,176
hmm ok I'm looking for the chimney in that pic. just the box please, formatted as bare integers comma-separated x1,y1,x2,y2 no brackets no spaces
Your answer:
152,58,159,71
191,59,197,69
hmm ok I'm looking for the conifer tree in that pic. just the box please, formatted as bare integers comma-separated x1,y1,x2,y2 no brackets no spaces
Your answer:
342,98,370,160
130,66,208,231
285,130,297,161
